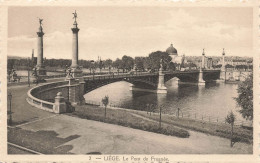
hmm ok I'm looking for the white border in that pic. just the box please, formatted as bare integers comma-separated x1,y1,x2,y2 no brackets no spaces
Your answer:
0,0,259,162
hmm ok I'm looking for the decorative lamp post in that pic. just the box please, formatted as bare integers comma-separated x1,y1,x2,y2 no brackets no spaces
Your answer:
99,60,103,73
109,65,111,74
65,65,68,76
134,64,137,75
159,105,162,129
8,92,12,125
90,60,95,78
27,58,31,87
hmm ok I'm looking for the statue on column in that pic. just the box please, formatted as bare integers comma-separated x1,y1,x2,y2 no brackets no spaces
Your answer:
66,67,73,79
72,10,77,24
38,18,43,31
39,18,43,26
159,59,163,72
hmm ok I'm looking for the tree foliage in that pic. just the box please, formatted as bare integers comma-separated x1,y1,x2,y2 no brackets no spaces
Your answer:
134,57,146,71
121,55,134,72
225,111,236,147
234,73,253,120
102,96,109,118
148,51,172,71
225,111,235,125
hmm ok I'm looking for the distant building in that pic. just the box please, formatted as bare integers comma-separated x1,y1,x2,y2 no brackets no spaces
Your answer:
166,44,186,70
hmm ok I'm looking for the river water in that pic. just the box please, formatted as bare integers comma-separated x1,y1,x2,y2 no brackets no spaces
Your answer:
84,79,249,124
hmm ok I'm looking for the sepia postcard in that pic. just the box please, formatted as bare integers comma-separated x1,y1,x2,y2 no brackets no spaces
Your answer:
0,0,259,162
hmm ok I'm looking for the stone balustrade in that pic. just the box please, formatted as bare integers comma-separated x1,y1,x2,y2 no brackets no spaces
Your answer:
26,79,84,113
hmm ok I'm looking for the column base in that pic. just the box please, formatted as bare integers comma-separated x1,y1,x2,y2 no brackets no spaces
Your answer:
216,79,225,83
71,68,83,78
129,84,134,90
157,86,167,93
36,66,47,76
198,80,205,86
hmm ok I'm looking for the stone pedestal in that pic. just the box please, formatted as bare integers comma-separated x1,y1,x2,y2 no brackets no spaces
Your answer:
67,78,85,105
54,92,66,114
220,69,226,81
175,78,180,85
71,68,83,79
198,69,205,85
157,71,167,93
129,83,134,90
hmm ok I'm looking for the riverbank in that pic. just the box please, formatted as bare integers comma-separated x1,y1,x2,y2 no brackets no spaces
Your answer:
67,105,190,138
133,110,253,144
70,104,252,144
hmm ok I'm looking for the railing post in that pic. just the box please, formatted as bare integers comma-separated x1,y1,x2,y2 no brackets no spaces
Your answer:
54,92,66,114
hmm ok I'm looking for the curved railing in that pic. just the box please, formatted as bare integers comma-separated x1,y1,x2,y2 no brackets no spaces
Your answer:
27,81,69,113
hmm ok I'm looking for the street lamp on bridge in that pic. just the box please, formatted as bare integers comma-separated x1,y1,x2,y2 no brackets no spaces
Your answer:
8,92,12,125
27,57,31,87
90,60,95,78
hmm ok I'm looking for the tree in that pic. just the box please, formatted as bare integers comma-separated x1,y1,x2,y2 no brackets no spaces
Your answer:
104,59,112,69
121,55,134,72
168,62,176,71
102,96,109,118
148,51,172,71
112,58,122,71
234,73,253,120
225,111,235,147
134,57,145,71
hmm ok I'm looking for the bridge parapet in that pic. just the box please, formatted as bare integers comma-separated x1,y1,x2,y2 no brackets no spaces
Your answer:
26,79,85,113
27,81,69,113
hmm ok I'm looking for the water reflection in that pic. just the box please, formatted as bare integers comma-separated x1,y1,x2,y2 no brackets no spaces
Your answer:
84,80,244,122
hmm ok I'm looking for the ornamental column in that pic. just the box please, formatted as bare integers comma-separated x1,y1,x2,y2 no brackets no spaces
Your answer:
157,59,167,93
71,22,79,68
69,10,83,79
67,11,85,106
33,18,46,82
201,49,205,69
220,48,226,80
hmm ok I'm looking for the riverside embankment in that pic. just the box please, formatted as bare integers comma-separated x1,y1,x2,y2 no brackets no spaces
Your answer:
69,104,253,144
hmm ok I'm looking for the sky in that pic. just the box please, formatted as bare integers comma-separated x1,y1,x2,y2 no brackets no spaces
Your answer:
8,6,253,60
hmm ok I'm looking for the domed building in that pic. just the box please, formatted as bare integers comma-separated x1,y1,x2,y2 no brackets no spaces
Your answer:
166,44,178,56
166,44,186,70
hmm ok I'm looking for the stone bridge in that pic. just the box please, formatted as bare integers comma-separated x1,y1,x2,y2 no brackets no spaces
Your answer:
26,14,223,114
83,70,220,94
26,69,221,113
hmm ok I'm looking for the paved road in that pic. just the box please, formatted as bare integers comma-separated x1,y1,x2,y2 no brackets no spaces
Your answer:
8,85,54,125
16,114,252,154
8,144,33,154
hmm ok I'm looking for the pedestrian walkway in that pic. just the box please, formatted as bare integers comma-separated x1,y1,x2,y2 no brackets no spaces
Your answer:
16,114,252,154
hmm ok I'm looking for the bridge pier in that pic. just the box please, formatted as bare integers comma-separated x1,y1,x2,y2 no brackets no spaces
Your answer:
157,60,167,93
219,48,226,81
198,68,205,85
67,78,85,105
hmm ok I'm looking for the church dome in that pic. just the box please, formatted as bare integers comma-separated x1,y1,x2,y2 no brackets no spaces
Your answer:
166,44,178,55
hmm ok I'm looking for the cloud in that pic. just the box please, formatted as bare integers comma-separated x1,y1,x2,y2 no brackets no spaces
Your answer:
8,8,253,60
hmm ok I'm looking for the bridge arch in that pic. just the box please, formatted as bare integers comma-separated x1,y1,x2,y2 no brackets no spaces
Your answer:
83,77,157,94
164,73,199,83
